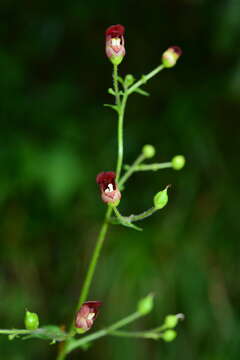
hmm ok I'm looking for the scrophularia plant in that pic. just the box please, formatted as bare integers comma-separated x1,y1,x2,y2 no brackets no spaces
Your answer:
0,24,186,359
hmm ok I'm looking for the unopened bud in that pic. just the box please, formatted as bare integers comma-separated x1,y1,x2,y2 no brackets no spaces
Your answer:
164,315,178,328
153,185,170,210
24,310,39,330
124,74,135,87
162,329,177,342
171,155,185,170
162,46,182,68
137,293,154,315
142,144,156,159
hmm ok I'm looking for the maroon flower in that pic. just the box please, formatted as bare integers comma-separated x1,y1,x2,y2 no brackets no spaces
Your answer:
75,301,102,332
96,171,121,205
105,24,126,65
162,46,182,68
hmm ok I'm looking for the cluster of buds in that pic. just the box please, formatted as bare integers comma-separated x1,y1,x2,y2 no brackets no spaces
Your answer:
75,301,102,332
96,171,121,206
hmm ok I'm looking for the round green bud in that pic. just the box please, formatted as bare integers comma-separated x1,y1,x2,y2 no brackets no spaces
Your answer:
162,329,177,342
24,310,39,330
171,155,186,170
137,293,154,315
142,144,156,159
125,74,135,87
164,315,178,328
153,186,169,210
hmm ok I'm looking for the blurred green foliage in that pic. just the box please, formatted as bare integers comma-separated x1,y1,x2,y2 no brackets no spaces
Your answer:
0,0,240,359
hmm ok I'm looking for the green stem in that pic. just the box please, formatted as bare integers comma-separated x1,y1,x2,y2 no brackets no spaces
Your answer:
66,312,141,354
109,330,160,340
127,64,165,96
119,153,145,189
0,329,33,335
113,64,120,105
113,206,156,223
115,92,128,182
129,162,172,172
76,206,112,310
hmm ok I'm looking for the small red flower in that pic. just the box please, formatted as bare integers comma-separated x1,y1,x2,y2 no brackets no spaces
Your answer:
75,301,102,332
96,171,121,205
105,24,126,65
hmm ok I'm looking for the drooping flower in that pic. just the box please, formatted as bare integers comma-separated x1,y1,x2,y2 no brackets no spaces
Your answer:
96,171,121,205
75,301,102,332
162,46,182,68
105,24,126,65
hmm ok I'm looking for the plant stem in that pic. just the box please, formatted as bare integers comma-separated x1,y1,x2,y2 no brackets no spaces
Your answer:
115,92,128,182
127,64,165,95
57,64,127,360
113,64,120,105
65,312,141,354
119,153,145,189
129,162,172,172
0,329,32,335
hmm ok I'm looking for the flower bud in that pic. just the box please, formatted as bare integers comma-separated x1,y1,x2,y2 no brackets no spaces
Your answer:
96,171,121,205
105,24,125,65
164,315,178,328
124,74,135,87
75,301,102,333
24,310,39,330
142,144,156,159
137,293,154,315
171,155,185,170
162,329,177,342
162,46,182,68
153,185,170,210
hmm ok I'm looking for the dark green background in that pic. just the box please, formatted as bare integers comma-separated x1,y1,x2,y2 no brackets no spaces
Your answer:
0,0,239,359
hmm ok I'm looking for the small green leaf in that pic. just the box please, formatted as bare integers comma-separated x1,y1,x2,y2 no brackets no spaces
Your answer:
23,326,67,342
108,88,116,95
117,76,124,85
141,75,147,84
121,220,143,231
134,88,150,97
8,334,19,341
103,104,119,113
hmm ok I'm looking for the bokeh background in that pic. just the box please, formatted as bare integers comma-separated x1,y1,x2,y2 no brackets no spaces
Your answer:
1,0,240,359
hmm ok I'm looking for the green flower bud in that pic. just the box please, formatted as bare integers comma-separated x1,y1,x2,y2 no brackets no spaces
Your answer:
137,293,154,315
162,329,177,342
164,315,178,328
171,155,186,170
124,74,135,87
24,310,39,330
142,144,156,158
153,186,170,210
162,46,182,68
